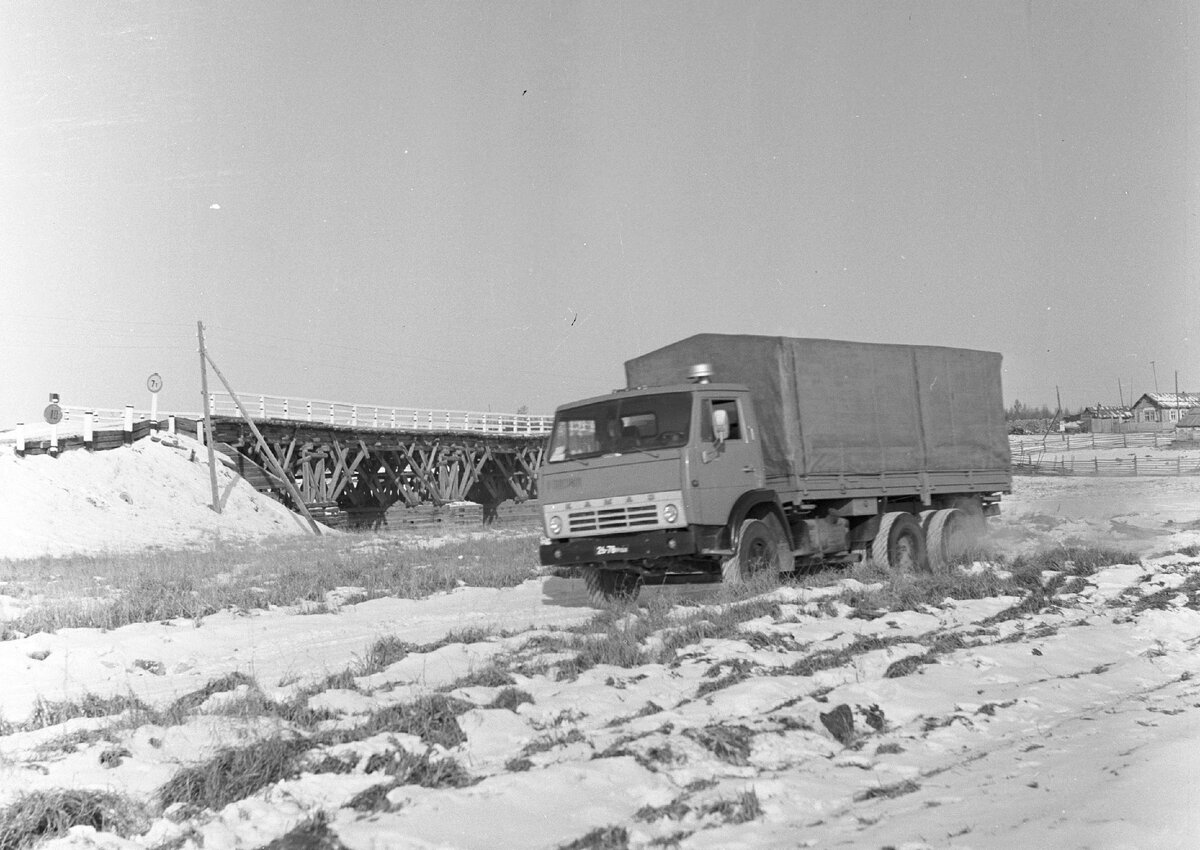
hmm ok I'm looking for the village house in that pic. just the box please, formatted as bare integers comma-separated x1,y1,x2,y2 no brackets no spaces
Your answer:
1176,407,1200,441
1129,393,1200,425
1078,404,1132,433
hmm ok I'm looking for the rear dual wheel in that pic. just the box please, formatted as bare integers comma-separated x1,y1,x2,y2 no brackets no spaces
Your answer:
925,507,971,570
871,512,929,573
875,508,975,573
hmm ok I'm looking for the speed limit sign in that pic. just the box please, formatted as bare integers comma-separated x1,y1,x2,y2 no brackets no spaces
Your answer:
147,373,163,393
44,403,63,425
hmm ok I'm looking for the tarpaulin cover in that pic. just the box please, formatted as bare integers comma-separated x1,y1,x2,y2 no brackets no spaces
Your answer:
624,334,1010,481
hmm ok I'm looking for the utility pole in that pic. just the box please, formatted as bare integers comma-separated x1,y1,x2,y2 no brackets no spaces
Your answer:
197,321,221,514
1118,378,1124,407
1151,360,1159,394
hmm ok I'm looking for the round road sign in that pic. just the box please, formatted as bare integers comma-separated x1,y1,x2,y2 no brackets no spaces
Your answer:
147,372,163,393
44,403,63,425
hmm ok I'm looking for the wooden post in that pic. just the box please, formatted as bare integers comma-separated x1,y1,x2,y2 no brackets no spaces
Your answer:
49,421,59,456
14,423,23,455
123,405,134,444
202,347,322,534
168,415,176,436
84,411,94,448
198,321,222,514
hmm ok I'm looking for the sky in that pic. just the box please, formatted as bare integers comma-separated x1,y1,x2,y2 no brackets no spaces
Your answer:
1,1,1196,425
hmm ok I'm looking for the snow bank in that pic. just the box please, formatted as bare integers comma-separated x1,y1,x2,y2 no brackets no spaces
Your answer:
0,436,314,560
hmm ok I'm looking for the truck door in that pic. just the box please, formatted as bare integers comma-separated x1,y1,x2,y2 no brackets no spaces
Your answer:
690,395,765,526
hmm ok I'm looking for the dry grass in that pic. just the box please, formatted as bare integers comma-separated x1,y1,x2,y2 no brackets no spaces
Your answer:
157,735,310,810
0,532,541,636
548,592,783,680
0,789,145,850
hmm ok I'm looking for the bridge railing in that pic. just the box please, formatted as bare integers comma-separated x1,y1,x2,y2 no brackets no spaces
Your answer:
206,392,554,436
0,406,199,444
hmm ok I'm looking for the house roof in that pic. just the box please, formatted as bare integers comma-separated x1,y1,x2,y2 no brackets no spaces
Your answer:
1131,393,1200,410
1081,405,1131,418
1177,408,1200,428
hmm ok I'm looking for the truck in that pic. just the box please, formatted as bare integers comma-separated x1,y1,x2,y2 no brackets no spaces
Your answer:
537,334,1012,604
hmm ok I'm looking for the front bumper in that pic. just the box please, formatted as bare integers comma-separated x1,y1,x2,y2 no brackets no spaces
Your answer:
539,528,698,566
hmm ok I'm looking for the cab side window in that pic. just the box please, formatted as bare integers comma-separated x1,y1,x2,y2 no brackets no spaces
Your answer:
701,399,742,442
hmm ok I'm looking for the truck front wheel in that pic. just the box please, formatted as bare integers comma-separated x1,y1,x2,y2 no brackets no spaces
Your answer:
722,518,790,585
582,566,642,605
871,512,929,573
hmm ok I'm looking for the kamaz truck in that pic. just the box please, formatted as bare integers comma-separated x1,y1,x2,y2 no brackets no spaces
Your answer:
537,334,1012,604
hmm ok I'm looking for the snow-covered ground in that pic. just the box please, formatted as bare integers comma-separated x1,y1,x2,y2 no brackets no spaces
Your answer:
0,434,316,560
2,440,1200,849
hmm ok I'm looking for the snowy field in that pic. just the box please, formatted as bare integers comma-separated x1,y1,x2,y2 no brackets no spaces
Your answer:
2,439,1200,849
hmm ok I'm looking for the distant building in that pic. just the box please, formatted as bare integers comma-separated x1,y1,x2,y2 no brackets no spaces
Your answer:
1176,407,1200,441
1078,404,1131,433
1130,393,1200,424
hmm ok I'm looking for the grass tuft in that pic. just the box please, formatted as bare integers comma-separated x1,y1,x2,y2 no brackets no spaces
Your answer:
157,735,310,811
336,695,473,750
489,687,533,711
558,825,629,850
854,778,920,801
24,692,149,730
261,810,349,850
682,724,755,766
701,788,763,824
0,790,145,850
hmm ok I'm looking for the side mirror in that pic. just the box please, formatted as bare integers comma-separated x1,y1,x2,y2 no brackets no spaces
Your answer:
711,408,730,444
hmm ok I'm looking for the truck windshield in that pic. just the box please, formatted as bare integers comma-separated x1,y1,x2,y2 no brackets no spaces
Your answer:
546,392,693,462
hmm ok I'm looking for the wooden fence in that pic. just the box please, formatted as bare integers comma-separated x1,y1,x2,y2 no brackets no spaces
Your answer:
1012,454,1200,477
1009,432,1169,453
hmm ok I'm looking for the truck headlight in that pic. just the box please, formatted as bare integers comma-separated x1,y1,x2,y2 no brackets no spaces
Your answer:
662,503,678,524
548,515,562,535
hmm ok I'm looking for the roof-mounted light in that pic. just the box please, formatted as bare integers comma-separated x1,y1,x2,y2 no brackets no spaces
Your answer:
687,363,714,384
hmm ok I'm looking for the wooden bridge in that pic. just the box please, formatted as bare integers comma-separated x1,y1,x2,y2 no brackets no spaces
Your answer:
204,392,551,527
8,393,553,528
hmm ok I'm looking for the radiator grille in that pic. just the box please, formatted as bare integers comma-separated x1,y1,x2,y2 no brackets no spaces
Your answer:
567,503,659,533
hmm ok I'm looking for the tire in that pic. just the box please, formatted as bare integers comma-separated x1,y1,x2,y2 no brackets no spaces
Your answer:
870,512,929,573
721,517,791,585
582,565,642,605
926,508,968,570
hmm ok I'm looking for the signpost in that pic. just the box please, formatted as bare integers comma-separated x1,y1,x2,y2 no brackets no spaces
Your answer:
147,372,163,430
44,393,62,456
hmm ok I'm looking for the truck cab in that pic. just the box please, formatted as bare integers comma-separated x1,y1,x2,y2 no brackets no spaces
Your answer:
538,373,792,602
